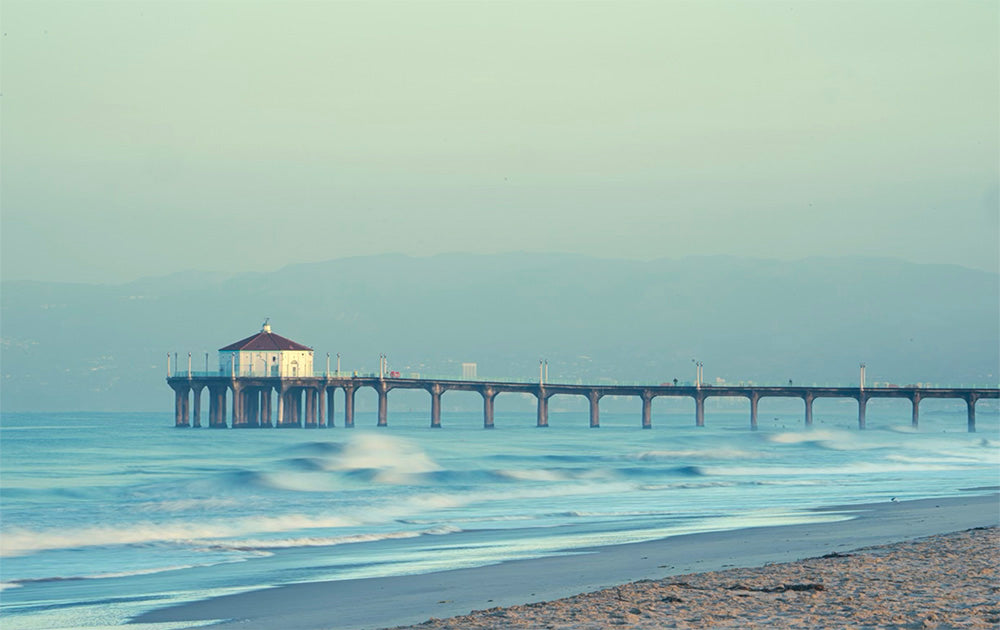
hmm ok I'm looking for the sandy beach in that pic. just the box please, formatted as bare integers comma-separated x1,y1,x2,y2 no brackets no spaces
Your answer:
133,492,999,630
392,526,998,629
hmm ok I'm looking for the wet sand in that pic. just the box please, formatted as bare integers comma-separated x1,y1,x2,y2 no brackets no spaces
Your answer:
132,493,999,630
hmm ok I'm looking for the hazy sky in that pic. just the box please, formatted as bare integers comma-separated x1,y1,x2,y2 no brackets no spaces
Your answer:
2,1,997,283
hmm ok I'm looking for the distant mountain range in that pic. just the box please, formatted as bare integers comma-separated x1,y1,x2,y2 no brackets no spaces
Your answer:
1,253,997,412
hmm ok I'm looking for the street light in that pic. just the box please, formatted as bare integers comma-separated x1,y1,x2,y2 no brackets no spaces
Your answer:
860,363,866,391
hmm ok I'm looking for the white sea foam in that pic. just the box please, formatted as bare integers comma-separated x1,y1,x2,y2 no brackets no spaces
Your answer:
140,498,242,512
0,513,361,557
700,461,963,477
632,448,760,460
208,525,463,552
886,454,984,465
8,563,220,585
497,469,576,482
326,434,442,474
767,430,843,444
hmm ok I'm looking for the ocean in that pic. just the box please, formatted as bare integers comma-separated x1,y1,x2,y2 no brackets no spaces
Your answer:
1,400,997,629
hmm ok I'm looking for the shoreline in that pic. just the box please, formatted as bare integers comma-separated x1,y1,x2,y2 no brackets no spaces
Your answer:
391,526,999,629
132,492,1000,630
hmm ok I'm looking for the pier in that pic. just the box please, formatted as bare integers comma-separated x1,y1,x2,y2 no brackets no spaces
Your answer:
167,373,998,432
167,326,998,432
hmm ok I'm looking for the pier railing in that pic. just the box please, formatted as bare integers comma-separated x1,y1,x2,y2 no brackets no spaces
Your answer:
168,368,997,390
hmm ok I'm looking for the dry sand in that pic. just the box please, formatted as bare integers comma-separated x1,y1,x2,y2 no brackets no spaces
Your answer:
392,527,999,630
132,493,999,630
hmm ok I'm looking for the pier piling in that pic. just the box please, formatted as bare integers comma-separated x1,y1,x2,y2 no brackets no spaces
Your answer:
169,375,996,432
482,387,496,429
430,384,442,428
536,390,549,427
588,390,600,428
344,386,355,428
641,392,653,429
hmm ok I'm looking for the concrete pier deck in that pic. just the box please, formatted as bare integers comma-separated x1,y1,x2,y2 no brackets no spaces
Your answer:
168,374,998,431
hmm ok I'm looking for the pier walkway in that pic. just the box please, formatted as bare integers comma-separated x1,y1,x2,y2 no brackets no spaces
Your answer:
167,373,998,432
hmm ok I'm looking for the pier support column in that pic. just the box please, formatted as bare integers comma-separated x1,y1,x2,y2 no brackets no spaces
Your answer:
208,389,215,425
192,386,202,428
749,392,759,431
173,385,191,427
430,384,442,428
305,389,317,428
377,386,388,427
967,395,978,433
317,387,326,427
803,393,814,427
261,388,272,427
234,390,246,428
482,387,495,429
276,388,285,427
291,389,302,427
911,393,920,429
279,389,300,427
588,390,600,428
641,391,653,429
220,388,228,428
247,390,260,427
231,384,243,427
208,385,227,428
857,394,867,430
695,393,705,427
208,387,217,426
536,390,549,427
310,389,318,427
238,391,248,427
326,387,335,428
345,385,355,428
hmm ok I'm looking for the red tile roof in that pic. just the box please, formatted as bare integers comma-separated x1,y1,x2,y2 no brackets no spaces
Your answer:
219,331,313,352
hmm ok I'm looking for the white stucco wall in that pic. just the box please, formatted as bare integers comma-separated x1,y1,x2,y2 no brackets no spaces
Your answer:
219,350,313,377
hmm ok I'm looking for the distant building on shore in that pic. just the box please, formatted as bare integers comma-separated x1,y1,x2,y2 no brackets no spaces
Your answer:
462,362,478,379
218,321,313,377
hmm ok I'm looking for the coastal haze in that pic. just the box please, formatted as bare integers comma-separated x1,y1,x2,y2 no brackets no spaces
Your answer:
1,253,998,413
1,1,997,284
1,1,998,629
